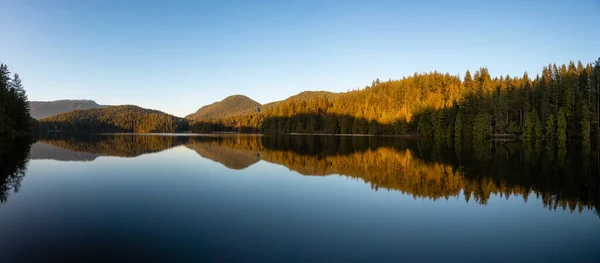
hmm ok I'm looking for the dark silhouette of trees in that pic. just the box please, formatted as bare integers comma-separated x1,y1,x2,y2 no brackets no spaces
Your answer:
0,137,32,203
0,63,33,137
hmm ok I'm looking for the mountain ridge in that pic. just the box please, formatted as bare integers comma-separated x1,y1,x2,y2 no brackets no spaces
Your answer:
185,91,337,121
185,95,261,121
29,99,107,119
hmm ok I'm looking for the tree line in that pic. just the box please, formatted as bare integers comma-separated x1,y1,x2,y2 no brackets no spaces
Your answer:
191,58,600,146
38,105,190,134
0,62,33,137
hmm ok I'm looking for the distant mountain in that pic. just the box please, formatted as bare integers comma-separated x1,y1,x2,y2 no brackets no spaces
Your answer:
29,99,107,119
39,105,189,133
185,95,261,121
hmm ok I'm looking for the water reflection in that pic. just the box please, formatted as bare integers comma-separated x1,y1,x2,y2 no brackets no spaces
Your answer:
27,134,600,216
0,138,33,203
38,135,189,158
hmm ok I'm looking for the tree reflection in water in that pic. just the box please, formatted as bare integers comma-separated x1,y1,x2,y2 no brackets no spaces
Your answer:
28,135,600,216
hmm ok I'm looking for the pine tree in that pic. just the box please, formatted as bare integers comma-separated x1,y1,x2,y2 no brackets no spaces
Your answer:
454,111,463,145
557,108,567,145
545,114,556,140
580,105,591,141
0,64,32,136
472,111,491,143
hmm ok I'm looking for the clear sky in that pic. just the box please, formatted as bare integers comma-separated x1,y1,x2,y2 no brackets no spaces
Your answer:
0,0,598,117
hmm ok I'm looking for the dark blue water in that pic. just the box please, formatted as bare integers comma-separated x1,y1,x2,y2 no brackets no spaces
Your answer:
0,135,599,262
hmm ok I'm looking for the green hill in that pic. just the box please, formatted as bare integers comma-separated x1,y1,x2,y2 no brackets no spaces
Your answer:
39,105,189,133
186,91,336,121
185,95,261,121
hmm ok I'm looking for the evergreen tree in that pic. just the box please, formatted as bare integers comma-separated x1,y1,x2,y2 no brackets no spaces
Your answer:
0,63,32,137
557,108,567,145
545,114,556,140
434,111,447,142
472,111,491,143
454,111,463,145
417,114,434,140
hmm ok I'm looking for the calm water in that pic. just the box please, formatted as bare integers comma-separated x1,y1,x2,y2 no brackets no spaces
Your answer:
0,135,599,262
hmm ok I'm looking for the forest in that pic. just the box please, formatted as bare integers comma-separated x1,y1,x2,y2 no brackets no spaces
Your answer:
38,105,190,134
191,58,600,147
0,63,33,137
7,57,600,148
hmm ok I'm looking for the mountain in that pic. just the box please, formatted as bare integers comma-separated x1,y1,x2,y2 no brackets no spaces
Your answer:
29,99,107,119
38,105,189,133
186,91,336,121
185,95,261,121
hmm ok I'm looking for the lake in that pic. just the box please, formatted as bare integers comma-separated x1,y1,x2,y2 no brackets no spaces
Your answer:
0,134,599,262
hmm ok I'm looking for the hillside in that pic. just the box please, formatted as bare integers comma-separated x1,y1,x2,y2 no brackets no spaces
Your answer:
39,105,189,133
261,91,336,112
186,59,600,142
185,95,261,121
29,99,107,119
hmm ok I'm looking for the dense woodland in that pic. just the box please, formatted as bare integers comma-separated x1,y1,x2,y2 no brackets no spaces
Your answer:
38,105,190,134
0,63,33,137
191,59,600,146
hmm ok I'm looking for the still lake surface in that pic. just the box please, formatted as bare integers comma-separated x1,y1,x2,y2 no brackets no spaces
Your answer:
0,134,599,262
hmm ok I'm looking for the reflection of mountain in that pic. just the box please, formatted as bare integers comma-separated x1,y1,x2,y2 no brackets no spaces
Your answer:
30,143,100,161
186,136,600,215
30,135,600,215
37,135,190,159
185,137,260,170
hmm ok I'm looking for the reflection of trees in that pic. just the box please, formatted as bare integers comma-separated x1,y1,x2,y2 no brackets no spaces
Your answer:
39,135,189,158
37,135,599,214
0,138,33,203
188,135,600,214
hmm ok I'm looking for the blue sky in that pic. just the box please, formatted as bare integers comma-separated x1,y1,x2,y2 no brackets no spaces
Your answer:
0,0,599,117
